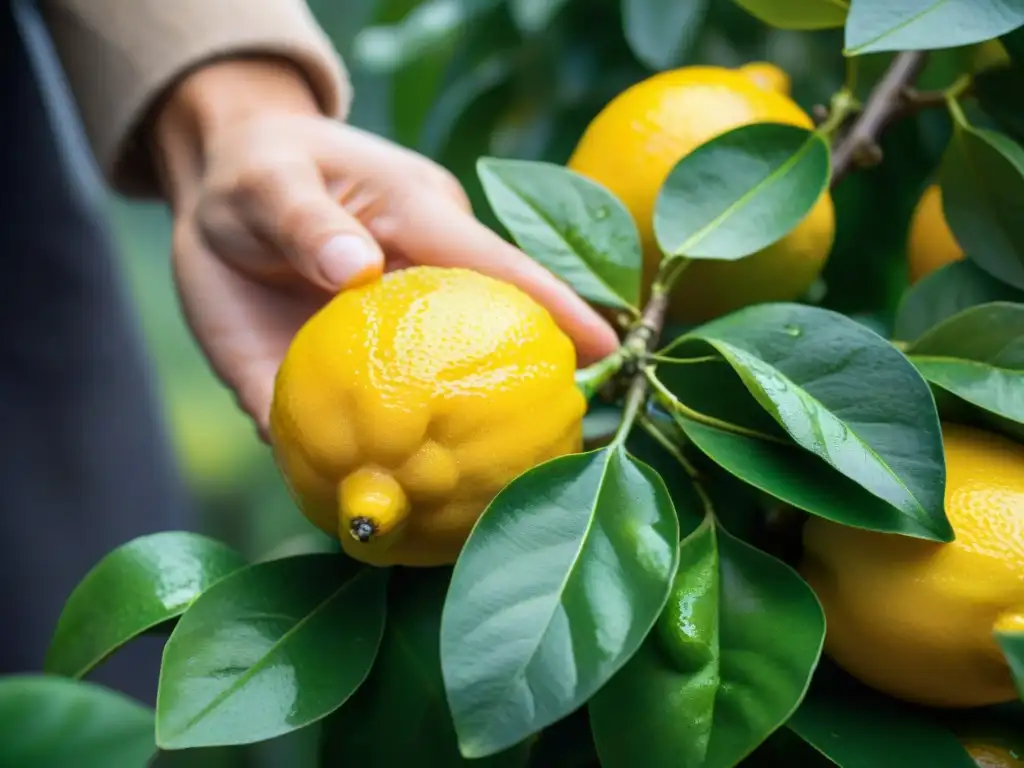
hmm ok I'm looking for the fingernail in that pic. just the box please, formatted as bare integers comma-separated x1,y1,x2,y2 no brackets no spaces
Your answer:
319,235,380,288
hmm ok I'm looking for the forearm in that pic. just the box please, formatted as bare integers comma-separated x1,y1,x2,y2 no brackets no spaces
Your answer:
40,0,349,197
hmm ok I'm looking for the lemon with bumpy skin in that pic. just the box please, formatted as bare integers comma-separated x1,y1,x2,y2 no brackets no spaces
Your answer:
800,423,1024,708
567,61,835,323
269,266,585,567
907,184,965,283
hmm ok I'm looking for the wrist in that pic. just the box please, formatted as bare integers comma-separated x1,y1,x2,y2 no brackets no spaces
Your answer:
151,56,322,205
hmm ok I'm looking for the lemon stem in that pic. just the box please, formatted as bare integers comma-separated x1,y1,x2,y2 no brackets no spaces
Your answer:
575,350,626,400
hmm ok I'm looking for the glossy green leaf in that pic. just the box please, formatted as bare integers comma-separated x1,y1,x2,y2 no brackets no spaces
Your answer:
788,672,977,767
894,260,1024,343
907,301,1024,364
664,303,951,541
321,568,529,767
674,416,950,538
996,631,1024,700
733,0,848,29
940,124,1024,290
845,0,1024,55
510,0,571,32
156,554,388,750
654,123,830,262
45,532,246,680
0,675,155,768
441,446,681,758
622,0,708,70
590,516,825,768
476,158,642,309
906,302,1024,429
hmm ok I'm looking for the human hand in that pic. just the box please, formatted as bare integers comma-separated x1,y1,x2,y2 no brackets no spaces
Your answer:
151,58,618,436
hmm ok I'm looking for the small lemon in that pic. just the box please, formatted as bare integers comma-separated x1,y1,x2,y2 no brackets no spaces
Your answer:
907,184,965,283
269,266,585,567
800,423,1024,708
568,61,835,323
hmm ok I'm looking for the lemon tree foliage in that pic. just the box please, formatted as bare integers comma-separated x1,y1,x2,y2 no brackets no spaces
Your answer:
156,554,388,749
31,1,1024,766
0,676,156,768
477,158,643,310
654,123,832,261
590,513,825,768
440,446,681,758
845,0,1024,55
45,532,247,680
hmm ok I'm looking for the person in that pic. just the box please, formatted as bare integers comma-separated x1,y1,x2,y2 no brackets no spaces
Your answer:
1,0,617,701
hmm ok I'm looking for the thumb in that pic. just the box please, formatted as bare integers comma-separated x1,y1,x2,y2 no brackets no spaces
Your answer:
241,164,385,291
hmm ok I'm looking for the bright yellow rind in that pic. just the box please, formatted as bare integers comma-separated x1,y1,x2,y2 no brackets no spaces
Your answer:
800,423,1024,708
907,184,965,284
567,61,835,323
269,266,585,567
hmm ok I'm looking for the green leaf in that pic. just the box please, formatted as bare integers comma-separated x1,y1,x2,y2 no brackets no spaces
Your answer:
156,553,388,750
654,123,831,262
996,631,1024,700
733,0,848,29
509,0,571,33
894,260,1024,343
441,446,681,758
45,532,246,680
476,158,642,310
907,302,1024,430
0,675,155,768
788,671,978,767
622,0,708,71
674,417,950,538
973,63,1024,144
321,568,529,767
590,516,825,768
940,124,1024,290
664,303,951,541
845,0,1024,55
908,301,1024,364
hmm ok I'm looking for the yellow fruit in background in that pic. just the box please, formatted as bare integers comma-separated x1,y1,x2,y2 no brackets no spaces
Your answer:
567,61,835,323
964,741,1024,768
800,423,1024,708
907,184,965,284
269,266,585,567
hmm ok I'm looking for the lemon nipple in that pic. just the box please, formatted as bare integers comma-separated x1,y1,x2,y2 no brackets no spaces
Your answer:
339,466,410,544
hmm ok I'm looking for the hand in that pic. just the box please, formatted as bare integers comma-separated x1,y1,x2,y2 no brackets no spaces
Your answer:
151,58,618,436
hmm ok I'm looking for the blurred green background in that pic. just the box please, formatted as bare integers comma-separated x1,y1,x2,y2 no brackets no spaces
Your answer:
112,2,956,763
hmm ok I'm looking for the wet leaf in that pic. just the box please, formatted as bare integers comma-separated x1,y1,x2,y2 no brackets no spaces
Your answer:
590,515,824,768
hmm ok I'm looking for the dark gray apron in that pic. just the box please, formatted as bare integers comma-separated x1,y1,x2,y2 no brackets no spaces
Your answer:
1,1,190,703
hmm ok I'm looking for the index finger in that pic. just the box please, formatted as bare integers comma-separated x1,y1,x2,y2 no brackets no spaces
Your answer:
375,198,621,367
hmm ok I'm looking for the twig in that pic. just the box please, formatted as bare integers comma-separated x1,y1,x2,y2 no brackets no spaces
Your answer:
830,51,928,187
614,287,671,432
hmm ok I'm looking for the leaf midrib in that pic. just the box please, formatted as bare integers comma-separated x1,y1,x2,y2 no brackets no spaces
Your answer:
670,129,822,257
715,341,944,536
485,166,636,306
467,450,613,752
160,565,372,743
847,0,952,53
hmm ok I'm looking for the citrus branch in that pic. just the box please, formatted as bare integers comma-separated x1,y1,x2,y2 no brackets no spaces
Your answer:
830,51,929,187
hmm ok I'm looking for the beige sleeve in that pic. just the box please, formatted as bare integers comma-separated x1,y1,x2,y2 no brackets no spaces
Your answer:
41,0,351,197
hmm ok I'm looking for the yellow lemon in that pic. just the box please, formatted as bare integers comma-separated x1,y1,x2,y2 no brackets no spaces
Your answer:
269,266,585,567
800,423,1024,708
567,61,835,323
964,742,1024,768
907,184,965,284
